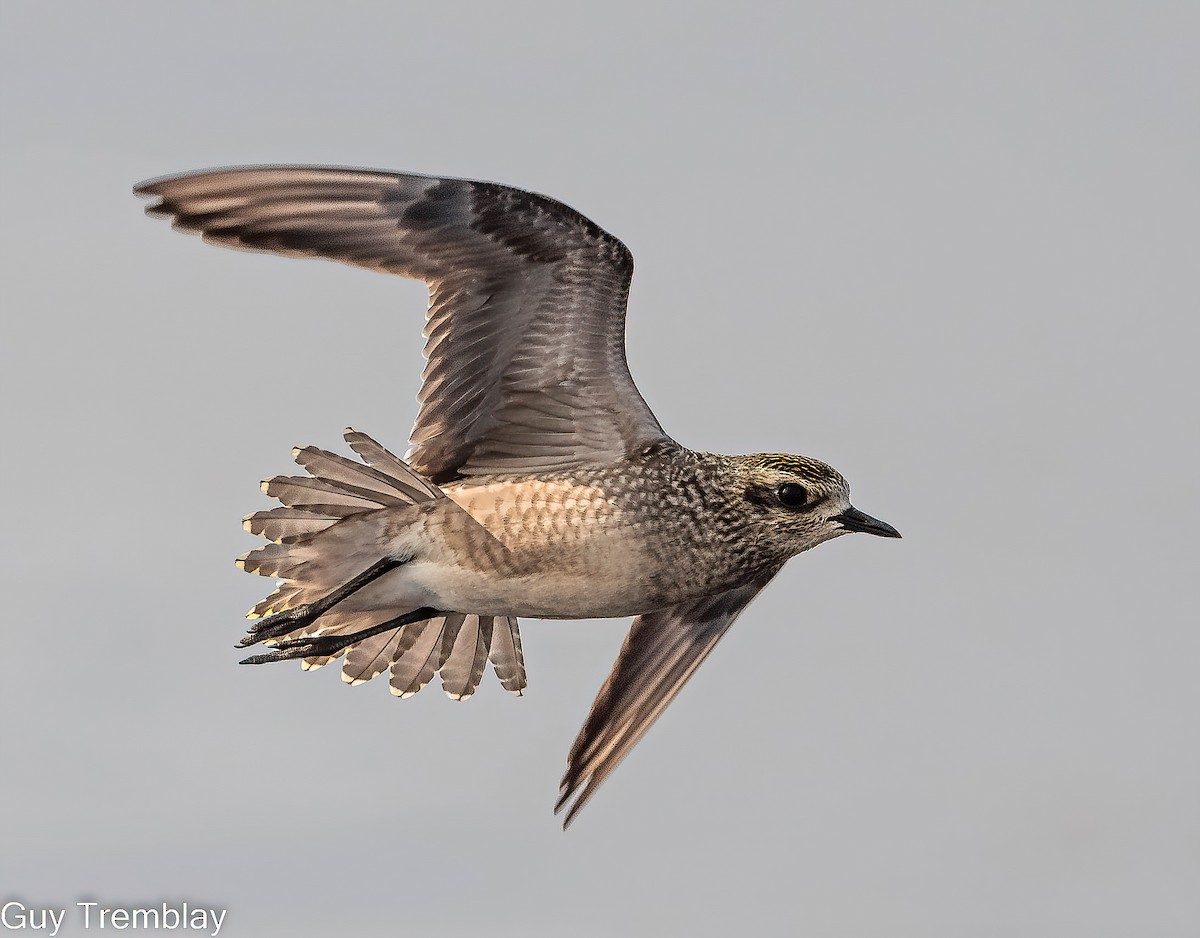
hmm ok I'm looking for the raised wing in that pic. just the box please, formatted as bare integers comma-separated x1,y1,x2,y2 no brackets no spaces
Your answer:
556,568,781,827
135,166,670,481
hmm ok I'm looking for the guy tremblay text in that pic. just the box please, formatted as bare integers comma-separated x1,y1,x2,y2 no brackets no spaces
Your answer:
1,901,226,936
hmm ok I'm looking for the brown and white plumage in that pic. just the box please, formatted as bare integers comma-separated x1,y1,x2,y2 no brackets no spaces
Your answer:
136,165,900,827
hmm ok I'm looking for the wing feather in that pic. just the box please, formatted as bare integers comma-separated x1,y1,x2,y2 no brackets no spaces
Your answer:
136,166,672,480
556,569,781,827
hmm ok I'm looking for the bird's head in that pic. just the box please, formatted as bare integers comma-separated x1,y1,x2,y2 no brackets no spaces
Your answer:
730,453,901,558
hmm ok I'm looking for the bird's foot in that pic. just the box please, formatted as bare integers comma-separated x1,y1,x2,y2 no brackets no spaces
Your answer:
236,556,408,648
238,606,439,666
238,629,356,665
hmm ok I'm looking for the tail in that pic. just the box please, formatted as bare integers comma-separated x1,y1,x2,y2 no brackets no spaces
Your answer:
238,428,526,699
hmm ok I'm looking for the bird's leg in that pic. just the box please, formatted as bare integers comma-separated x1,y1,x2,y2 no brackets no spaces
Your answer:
238,556,406,646
238,606,440,665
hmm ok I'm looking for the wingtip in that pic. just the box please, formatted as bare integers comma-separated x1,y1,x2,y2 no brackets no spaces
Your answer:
132,180,172,217
554,796,584,830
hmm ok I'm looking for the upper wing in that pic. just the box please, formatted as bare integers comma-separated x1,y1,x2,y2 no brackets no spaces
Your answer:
135,166,671,481
556,568,782,827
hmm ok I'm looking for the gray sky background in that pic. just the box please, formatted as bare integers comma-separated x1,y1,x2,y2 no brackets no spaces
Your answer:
2,2,1197,935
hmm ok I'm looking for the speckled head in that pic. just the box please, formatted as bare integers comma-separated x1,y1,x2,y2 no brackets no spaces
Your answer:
731,452,900,559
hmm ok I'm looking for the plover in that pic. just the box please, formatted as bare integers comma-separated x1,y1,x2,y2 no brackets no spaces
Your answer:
136,166,901,826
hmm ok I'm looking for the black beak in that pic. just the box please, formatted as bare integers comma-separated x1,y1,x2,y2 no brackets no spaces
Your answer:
835,506,902,538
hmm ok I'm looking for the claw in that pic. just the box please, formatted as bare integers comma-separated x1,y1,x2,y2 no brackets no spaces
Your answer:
239,605,314,644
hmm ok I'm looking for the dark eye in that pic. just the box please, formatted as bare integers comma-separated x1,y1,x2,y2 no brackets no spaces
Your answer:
776,483,809,508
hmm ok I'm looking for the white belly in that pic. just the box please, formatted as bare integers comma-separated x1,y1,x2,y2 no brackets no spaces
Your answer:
401,554,659,619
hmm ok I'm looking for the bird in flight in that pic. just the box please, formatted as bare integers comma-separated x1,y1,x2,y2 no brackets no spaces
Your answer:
135,166,901,826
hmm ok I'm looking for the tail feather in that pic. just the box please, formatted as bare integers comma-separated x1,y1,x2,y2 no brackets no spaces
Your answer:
344,429,440,499
342,621,406,684
244,507,342,544
293,445,431,504
240,429,528,699
237,542,305,579
389,618,446,697
440,615,494,700
249,584,303,619
262,474,412,510
435,612,468,668
253,607,530,699
262,475,385,511
489,616,527,694
261,500,370,520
